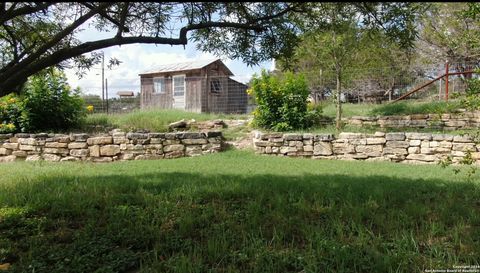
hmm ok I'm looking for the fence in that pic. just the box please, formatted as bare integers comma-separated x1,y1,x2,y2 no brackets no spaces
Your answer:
301,61,479,104
82,94,141,114
79,75,254,115
76,61,479,116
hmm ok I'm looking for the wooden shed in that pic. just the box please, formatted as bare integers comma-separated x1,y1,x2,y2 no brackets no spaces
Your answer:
139,59,248,113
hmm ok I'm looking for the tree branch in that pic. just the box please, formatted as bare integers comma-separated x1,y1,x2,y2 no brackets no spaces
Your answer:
1,35,185,91
116,2,130,37
4,2,113,79
80,2,130,34
0,2,55,25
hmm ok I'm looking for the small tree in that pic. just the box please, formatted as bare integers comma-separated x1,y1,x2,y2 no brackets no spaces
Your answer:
22,69,86,132
248,70,316,131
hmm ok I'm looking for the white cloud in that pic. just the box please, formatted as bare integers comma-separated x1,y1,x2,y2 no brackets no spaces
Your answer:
65,44,272,97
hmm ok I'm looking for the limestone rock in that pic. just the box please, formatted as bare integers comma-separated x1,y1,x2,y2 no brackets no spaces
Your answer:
26,155,42,161
45,142,68,148
406,154,437,162
43,148,69,155
2,143,18,150
43,154,61,162
0,148,12,156
168,119,188,131
70,149,89,157
163,144,184,152
313,142,333,156
182,138,208,145
89,145,100,157
385,133,405,141
100,145,120,156
0,155,16,162
68,142,88,149
60,156,80,162
87,136,113,145
12,150,27,157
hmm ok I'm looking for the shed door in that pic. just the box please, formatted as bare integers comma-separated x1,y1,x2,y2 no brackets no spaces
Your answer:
172,75,185,109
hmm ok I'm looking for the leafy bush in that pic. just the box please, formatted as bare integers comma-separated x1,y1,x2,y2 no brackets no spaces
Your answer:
0,94,28,133
458,76,480,110
22,69,86,132
248,70,315,131
306,101,326,125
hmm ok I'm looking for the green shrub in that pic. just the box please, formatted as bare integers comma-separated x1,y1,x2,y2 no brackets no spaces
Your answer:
248,70,313,131
459,76,480,110
22,69,86,132
0,94,28,133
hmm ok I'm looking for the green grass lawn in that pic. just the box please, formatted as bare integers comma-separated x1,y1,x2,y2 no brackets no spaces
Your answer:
321,102,376,118
83,109,250,133
1,150,479,272
321,100,463,119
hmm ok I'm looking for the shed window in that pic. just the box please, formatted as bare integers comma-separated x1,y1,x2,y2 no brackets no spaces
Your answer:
173,75,185,96
210,79,222,94
153,77,165,94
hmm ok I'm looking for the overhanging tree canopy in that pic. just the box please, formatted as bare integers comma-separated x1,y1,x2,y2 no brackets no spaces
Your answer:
0,2,307,95
0,2,421,96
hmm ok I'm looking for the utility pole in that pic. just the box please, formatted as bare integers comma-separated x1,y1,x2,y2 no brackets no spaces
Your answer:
105,78,109,114
101,52,105,111
445,60,449,102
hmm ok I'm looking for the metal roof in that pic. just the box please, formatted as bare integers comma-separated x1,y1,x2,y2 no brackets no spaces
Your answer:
139,59,233,76
117,91,134,97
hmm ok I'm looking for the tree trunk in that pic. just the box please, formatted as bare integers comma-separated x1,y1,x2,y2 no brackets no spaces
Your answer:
335,70,342,130
0,77,28,96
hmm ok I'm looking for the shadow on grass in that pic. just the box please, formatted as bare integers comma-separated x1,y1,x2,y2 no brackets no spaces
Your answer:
1,171,479,273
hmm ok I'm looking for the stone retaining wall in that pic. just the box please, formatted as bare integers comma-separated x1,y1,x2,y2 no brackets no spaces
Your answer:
344,111,480,130
0,130,224,163
253,131,480,165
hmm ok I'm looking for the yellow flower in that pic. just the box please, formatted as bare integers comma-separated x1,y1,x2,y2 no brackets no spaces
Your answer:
86,105,94,113
8,98,16,103
6,123,15,130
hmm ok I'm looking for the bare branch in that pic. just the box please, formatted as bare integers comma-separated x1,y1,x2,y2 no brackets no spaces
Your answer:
7,2,113,77
116,2,130,37
0,2,55,25
80,2,130,33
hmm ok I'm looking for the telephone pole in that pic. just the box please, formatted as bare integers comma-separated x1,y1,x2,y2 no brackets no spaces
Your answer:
101,52,105,111
105,78,109,114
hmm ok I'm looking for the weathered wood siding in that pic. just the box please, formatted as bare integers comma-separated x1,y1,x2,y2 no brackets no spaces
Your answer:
205,61,230,113
185,76,202,112
227,78,248,113
140,60,248,113
140,76,173,109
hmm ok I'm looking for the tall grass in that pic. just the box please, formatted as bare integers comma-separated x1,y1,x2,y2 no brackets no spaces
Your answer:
369,100,462,117
322,102,376,118
321,100,463,119
0,150,479,272
82,109,250,132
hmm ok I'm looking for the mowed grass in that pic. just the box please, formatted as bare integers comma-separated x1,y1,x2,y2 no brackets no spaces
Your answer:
321,100,463,119
1,150,479,273
83,109,249,132
322,102,376,118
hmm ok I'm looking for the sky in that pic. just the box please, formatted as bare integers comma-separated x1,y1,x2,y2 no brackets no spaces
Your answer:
64,25,274,99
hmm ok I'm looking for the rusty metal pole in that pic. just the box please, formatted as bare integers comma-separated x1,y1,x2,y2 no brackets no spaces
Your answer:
445,60,449,102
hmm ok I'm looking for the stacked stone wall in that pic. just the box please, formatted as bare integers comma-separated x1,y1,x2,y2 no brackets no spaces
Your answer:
344,111,480,130
253,131,480,165
0,130,223,162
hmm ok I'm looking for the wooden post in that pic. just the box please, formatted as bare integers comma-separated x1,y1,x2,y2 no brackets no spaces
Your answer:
105,78,109,114
438,78,442,101
445,60,449,102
